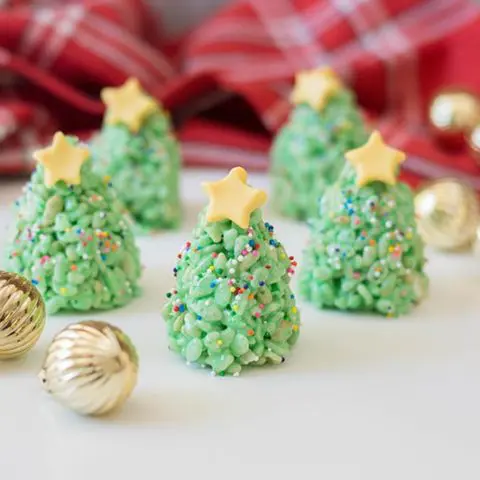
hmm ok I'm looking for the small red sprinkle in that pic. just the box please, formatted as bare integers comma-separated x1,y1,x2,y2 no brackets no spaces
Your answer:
211,252,218,258
186,242,191,247
289,256,294,260
173,306,179,312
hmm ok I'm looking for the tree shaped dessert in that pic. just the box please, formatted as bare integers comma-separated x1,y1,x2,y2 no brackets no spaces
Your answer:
271,67,368,220
4,132,142,314
299,131,429,317
162,167,300,376
92,78,182,230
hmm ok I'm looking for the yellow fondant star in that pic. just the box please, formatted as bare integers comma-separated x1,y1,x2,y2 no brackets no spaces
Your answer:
202,167,267,229
100,78,159,133
34,132,89,187
290,66,342,111
345,130,406,187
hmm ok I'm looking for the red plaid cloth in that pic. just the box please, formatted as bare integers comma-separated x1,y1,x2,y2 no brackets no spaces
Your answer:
1,0,480,191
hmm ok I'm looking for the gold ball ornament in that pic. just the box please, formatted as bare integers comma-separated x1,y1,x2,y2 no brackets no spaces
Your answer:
39,320,138,416
466,123,480,165
0,271,46,359
414,178,479,251
428,88,480,149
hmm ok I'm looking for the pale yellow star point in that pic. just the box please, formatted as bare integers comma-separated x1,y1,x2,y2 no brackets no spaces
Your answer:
202,167,267,228
290,66,342,111
345,130,406,187
33,132,89,187
100,77,159,133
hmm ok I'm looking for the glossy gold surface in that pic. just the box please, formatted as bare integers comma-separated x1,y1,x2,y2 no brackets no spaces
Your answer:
40,320,138,416
415,178,479,251
0,271,45,359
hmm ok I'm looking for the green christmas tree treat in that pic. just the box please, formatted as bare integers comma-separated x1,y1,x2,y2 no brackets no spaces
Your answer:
271,67,368,220
299,131,429,317
4,132,142,314
93,77,181,230
162,167,301,376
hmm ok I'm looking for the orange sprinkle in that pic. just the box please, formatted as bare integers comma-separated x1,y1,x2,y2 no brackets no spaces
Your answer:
369,239,376,246
247,329,255,336
70,265,78,271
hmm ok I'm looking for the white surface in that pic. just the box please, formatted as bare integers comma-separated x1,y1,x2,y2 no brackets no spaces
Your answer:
0,169,479,479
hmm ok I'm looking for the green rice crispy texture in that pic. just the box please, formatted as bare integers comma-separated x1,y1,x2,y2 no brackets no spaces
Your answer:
270,90,368,220
4,140,142,314
162,209,301,376
299,164,429,317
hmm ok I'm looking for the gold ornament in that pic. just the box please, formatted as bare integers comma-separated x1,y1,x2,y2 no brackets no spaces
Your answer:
34,132,89,187
345,130,406,187
290,67,342,111
414,178,479,251
466,123,480,165
203,167,267,229
0,271,46,359
39,320,138,416
428,88,480,149
101,78,159,133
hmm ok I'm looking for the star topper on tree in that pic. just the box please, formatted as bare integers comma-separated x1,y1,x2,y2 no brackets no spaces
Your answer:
290,66,343,111
101,78,159,133
34,132,89,187
345,130,406,186
202,167,267,229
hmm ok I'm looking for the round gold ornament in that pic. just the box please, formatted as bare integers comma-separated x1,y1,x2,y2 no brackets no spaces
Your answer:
466,123,480,165
0,271,46,359
414,178,479,251
428,89,480,149
39,320,138,416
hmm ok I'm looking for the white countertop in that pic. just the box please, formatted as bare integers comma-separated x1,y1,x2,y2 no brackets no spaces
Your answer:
0,169,479,479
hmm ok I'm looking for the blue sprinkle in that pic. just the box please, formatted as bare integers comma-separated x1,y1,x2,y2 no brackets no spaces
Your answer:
248,240,255,247
76,228,82,234
196,315,202,320
179,304,185,313
32,279,39,285
290,294,295,299
101,254,107,261
269,239,275,245
243,284,248,289
210,281,216,288
259,281,265,286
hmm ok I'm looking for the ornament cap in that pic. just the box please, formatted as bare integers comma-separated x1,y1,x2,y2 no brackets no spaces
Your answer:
345,130,406,187
34,132,89,187
202,167,267,229
290,66,342,111
101,77,159,133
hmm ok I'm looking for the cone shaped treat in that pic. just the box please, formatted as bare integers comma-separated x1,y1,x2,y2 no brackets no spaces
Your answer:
271,67,368,220
299,131,429,317
162,167,301,376
4,132,142,314
92,78,181,230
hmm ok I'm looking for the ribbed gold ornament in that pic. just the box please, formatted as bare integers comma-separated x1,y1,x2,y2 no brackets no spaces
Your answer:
429,88,480,149
0,271,46,359
39,320,138,416
414,178,479,251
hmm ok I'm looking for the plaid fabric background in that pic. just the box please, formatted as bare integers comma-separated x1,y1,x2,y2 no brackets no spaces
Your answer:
0,0,480,191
